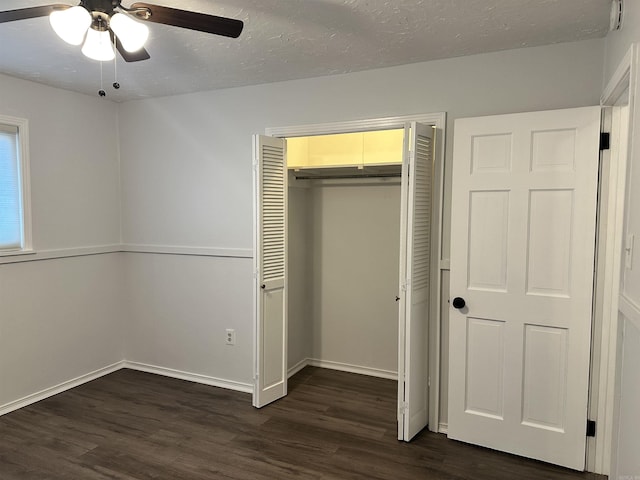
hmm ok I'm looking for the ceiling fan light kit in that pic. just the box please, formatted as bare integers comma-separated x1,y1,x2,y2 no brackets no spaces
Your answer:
50,4,148,60
0,1,244,63
49,5,91,45
0,1,244,95
110,12,148,53
82,25,115,61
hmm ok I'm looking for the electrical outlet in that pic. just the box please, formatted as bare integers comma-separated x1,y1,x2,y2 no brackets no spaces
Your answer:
225,329,236,346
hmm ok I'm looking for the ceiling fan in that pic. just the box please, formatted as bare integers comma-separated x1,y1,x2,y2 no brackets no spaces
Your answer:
0,1,244,63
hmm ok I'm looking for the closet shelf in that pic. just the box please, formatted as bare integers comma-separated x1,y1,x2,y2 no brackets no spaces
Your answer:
289,163,401,180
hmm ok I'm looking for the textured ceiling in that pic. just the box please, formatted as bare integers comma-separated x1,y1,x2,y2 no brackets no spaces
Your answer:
0,0,610,102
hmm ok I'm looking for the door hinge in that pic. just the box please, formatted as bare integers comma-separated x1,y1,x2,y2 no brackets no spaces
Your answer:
600,132,610,151
398,402,408,417
586,419,596,437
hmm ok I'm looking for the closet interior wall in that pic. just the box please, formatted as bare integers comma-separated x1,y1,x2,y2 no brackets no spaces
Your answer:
288,177,401,377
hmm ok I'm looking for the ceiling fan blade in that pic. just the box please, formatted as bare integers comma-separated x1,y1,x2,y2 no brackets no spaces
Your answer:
117,43,151,62
111,31,151,62
0,4,71,24
129,2,243,38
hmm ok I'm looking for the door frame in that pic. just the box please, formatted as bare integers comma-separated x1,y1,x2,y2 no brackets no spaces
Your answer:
588,43,637,475
264,112,446,431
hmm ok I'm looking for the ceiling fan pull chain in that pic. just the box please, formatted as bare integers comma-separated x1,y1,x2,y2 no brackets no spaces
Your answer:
113,36,120,91
98,60,106,97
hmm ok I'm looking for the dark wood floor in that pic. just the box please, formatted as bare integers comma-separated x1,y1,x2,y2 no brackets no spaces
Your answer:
0,367,605,480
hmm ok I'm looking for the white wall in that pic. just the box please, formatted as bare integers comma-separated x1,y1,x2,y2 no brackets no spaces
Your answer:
615,309,640,479
0,74,123,412
604,10,640,478
0,74,121,250
0,39,605,415
122,253,253,386
0,255,124,408
117,39,604,390
287,183,313,370
309,181,400,374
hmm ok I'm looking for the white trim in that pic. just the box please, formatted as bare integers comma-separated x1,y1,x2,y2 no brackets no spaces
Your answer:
266,113,446,137
0,248,35,258
429,117,447,434
0,244,121,265
438,422,449,434
0,361,124,416
0,114,32,253
121,244,253,258
594,43,637,477
0,244,254,265
287,357,398,381
306,358,398,380
601,46,634,106
619,295,640,330
123,361,253,394
0,360,255,418
287,358,310,378
252,136,259,404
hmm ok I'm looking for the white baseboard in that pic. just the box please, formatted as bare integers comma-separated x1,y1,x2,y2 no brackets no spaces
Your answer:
2,358,394,417
438,422,448,434
122,361,253,394
289,358,398,380
287,358,310,378
1,361,253,418
620,294,640,330
0,361,124,416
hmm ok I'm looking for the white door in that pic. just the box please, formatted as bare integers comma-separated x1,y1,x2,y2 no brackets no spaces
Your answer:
253,135,288,408
448,107,600,469
398,122,433,441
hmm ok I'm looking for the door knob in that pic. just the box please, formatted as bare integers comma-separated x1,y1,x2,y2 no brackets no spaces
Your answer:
261,284,266,289
452,297,466,309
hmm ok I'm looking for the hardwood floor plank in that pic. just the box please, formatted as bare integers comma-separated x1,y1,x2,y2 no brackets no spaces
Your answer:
0,367,605,480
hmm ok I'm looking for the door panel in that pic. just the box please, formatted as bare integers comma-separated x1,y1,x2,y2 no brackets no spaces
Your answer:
253,135,287,408
448,107,600,470
398,122,433,441
465,317,505,419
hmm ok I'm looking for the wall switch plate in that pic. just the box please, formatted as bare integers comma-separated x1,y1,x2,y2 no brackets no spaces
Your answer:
625,233,634,270
225,329,236,346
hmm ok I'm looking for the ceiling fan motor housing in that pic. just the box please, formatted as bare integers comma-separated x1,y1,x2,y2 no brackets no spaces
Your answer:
80,0,121,15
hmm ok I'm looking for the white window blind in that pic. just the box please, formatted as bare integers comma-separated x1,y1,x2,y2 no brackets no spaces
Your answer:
0,123,22,250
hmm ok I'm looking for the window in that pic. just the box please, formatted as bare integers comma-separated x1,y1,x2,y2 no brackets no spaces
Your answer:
0,115,31,253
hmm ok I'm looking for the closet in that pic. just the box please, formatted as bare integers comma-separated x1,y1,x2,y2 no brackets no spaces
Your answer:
287,130,404,380
253,122,433,442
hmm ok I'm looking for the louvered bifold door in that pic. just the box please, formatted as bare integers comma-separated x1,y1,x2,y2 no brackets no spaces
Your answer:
253,135,288,408
398,122,433,440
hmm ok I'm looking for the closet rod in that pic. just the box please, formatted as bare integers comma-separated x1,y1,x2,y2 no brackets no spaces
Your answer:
293,173,401,180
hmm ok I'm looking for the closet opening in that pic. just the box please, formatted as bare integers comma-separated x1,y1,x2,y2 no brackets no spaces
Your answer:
253,113,446,442
287,129,404,395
